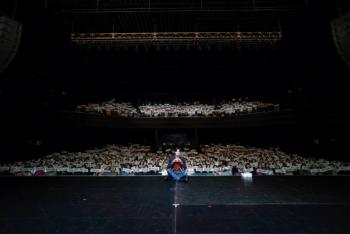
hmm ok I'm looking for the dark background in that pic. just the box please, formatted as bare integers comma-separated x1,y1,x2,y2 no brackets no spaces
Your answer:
0,0,349,162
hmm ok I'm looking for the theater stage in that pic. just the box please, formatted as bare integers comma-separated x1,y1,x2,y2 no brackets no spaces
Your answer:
0,176,349,233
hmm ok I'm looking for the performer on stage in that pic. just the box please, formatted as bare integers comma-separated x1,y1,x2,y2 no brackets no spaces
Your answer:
165,148,189,182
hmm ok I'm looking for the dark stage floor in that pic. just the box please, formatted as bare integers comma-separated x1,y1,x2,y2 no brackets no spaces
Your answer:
0,176,350,234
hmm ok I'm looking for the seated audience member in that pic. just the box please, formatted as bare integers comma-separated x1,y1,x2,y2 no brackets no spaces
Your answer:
231,166,240,176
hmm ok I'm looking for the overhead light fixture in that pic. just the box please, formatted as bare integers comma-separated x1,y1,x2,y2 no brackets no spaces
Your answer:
71,31,282,47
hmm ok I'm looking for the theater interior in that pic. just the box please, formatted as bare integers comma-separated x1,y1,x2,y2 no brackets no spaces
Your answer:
0,0,350,233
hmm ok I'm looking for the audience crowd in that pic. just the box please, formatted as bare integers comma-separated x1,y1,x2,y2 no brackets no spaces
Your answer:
138,102,215,117
76,99,279,118
76,99,138,117
1,143,349,177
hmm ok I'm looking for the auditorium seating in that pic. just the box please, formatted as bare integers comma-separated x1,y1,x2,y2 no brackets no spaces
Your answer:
75,99,280,118
1,143,349,177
